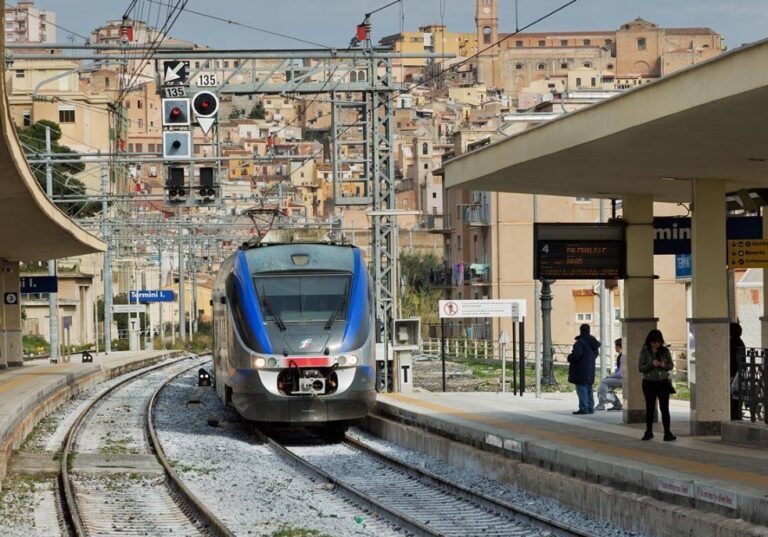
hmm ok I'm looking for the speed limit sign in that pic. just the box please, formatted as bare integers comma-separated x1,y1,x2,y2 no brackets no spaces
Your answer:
4,292,18,305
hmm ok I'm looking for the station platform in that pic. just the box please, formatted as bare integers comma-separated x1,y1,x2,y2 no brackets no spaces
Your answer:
0,350,184,480
369,391,768,537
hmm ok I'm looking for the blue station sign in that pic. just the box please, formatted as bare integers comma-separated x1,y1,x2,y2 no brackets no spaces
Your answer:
20,276,58,294
130,290,175,303
654,216,763,255
675,254,692,280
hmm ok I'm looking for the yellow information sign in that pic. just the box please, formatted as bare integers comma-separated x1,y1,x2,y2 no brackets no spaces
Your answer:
727,239,768,269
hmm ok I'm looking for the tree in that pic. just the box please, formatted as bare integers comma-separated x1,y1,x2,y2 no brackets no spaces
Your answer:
399,252,444,334
17,120,100,218
248,102,266,120
228,108,243,120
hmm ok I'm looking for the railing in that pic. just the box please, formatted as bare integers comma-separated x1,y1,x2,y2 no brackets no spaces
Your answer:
736,348,766,424
420,337,688,379
463,204,490,226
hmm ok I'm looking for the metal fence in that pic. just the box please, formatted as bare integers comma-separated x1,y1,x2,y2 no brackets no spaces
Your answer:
420,337,688,379
736,348,766,424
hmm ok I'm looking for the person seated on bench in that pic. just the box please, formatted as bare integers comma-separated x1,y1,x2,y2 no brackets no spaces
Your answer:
595,338,623,411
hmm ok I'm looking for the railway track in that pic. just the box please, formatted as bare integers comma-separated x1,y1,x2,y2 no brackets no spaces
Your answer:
59,355,232,537
261,429,591,537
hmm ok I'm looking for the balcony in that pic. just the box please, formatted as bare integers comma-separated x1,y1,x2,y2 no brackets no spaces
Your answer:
465,264,491,286
424,214,451,234
463,204,490,227
428,268,453,289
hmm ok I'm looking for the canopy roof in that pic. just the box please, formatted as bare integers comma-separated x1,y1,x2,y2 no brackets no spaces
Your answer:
0,14,104,262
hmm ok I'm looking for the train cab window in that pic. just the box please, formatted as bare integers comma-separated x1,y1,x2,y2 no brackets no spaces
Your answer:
253,274,350,323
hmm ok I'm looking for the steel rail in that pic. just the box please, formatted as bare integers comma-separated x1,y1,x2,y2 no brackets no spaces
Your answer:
343,434,592,537
59,353,202,536
256,429,441,537
146,357,234,537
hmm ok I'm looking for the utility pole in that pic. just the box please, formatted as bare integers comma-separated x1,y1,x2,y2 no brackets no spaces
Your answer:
158,241,164,348
178,207,186,342
45,126,59,363
101,161,112,353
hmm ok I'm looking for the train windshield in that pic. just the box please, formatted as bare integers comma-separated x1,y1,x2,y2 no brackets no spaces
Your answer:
253,273,350,323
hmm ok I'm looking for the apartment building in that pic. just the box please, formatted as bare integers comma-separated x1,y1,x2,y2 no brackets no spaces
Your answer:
5,1,56,44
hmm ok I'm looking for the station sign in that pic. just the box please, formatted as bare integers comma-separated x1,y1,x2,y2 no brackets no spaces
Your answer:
439,299,526,321
727,239,768,269
534,223,626,280
130,290,175,303
675,254,692,280
654,216,762,255
112,304,146,314
20,275,57,294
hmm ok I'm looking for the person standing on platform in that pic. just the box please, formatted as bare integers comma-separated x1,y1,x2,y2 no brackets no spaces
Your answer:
639,329,676,441
568,324,600,415
729,322,745,421
595,338,623,411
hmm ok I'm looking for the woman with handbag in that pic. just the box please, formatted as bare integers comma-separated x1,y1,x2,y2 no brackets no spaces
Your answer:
638,329,676,441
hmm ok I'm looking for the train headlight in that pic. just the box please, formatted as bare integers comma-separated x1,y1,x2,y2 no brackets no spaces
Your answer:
268,357,277,368
337,354,358,366
254,357,267,368
347,355,359,365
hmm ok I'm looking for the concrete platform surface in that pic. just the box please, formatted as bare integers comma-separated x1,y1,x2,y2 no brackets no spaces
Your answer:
376,391,768,527
0,350,184,480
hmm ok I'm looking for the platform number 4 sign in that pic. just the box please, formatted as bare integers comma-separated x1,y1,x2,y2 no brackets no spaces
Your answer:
541,244,550,253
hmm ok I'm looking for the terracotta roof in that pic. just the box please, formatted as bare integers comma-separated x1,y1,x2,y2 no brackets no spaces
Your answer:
501,31,614,38
665,27,718,36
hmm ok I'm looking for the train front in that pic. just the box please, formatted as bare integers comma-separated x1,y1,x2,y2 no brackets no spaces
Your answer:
218,241,377,428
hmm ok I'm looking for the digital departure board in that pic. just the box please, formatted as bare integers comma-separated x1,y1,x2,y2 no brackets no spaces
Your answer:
534,223,627,280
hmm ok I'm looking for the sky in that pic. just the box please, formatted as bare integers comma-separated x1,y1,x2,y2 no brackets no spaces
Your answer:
27,0,768,51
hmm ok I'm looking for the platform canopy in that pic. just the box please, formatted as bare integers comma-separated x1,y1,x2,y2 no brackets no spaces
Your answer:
444,38,768,203
0,16,104,262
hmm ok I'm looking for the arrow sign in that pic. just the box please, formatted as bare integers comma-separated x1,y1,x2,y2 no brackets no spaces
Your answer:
163,60,189,85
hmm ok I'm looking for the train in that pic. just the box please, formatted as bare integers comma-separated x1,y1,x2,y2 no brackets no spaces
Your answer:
211,230,377,438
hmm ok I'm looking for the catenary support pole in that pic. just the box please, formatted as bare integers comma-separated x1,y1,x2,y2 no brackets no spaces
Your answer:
45,127,59,363
101,161,112,354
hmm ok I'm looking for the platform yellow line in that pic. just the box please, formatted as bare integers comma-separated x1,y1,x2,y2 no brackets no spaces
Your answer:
388,394,768,490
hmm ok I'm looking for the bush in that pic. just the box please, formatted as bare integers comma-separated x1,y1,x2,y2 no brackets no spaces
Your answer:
23,335,49,355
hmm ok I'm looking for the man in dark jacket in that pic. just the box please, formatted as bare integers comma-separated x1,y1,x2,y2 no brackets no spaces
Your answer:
568,324,600,414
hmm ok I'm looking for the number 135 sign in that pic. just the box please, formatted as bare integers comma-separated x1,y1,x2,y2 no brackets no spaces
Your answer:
197,73,217,87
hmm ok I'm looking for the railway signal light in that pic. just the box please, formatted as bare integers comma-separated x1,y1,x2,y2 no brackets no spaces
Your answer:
198,368,212,387
163,131,191,159
192,91,219,134
165,166,186,203
162,98,190,126
198,167,216,203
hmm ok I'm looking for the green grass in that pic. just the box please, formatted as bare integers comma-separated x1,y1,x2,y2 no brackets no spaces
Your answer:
98,436,139,455
19,414,59,453
0,475,50,525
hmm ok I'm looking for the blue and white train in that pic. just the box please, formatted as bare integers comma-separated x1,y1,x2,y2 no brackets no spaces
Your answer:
211,230,377,436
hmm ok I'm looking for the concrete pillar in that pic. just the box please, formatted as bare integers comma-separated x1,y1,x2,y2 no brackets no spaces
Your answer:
690,179,729,435
0,259,21,368
621,195,656,423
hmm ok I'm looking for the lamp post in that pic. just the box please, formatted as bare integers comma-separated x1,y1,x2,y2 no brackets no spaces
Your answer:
540,278,556,386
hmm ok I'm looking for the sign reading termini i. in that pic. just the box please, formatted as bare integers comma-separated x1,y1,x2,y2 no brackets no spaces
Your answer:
534,223,626,280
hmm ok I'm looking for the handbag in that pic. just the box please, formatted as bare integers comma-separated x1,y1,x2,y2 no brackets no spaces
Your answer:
666,378,677,395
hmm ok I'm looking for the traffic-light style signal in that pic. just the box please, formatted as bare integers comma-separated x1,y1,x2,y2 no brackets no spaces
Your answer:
163,131,191,159
165,167,186,203
162,98,190,126
198,167,216,202
192,91,219,134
